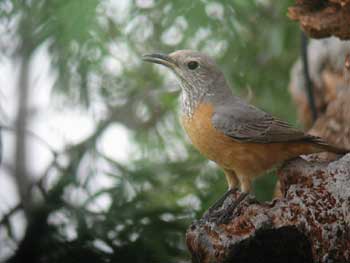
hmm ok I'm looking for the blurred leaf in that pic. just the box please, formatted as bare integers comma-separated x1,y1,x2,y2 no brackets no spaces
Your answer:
1,0,300,262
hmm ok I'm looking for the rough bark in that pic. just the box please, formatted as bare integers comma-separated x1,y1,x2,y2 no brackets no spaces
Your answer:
186,154,350,263
289,38,350,148
288,0,350,40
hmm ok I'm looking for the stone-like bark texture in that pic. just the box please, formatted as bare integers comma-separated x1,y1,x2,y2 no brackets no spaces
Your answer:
186,154,350,263
288,38,350,149
288,0,350,40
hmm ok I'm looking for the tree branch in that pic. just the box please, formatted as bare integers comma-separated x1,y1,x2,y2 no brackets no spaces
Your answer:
14,53,32,218
186,154,350,263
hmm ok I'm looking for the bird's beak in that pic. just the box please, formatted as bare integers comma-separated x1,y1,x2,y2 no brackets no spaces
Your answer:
142,53,176,69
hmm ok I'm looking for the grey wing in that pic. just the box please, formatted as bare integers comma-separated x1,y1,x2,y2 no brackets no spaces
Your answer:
212,99,314,143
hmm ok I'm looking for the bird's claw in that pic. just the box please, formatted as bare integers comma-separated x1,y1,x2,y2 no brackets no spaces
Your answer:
205,189,249,223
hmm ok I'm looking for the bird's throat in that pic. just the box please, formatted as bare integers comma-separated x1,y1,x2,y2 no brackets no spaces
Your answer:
181,89,206,118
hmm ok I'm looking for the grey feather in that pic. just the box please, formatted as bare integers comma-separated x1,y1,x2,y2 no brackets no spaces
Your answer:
212,97,316,144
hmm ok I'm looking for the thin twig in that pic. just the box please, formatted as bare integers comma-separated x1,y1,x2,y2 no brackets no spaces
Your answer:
0,125,58,157
0,204,22,227
301,31,318,122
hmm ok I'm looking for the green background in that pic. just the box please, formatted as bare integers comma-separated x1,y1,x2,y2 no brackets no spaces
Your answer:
1,0,302,262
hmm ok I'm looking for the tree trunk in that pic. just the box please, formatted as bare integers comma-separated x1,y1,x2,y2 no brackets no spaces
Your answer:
186,154,350,263
14,52,33,218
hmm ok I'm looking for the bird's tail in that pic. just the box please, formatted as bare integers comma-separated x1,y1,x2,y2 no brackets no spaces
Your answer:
310,137,349,154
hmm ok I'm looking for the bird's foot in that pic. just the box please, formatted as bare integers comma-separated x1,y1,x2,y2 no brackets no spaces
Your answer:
207,188,236,214
205,189,249,223
217,192,248,224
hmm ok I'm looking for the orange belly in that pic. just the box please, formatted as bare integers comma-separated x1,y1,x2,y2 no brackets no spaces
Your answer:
181,103,319,178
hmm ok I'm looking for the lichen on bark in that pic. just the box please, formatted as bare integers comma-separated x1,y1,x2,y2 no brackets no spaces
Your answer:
288,0,350,40
186,154,350,263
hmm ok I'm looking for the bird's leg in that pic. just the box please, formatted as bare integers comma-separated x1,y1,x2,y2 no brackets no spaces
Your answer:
207,170,241,215
224,169,239,190
239,174,252,193
226,174,251,212
212,173,250,223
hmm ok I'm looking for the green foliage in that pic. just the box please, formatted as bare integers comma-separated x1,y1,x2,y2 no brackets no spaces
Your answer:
0,0,300,262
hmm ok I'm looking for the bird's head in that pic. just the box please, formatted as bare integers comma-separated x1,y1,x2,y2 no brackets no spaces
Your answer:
143,50,232,116
143,50,228,98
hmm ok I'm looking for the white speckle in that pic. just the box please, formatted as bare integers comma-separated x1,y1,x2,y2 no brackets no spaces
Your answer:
136,0,154,9
175,16,188,31
0,0,13,13
63,185,89,206
101,0,131,24
160,213,175,222
93,239,114,254
48,209,78,241
205,2,224,20
161,26,183,46
161,17,187,46
129,232,139,242
86,192,112,213
0,172,19,212
140,217,150,225
177,194,201,210
189,28,211,49
203,40,228,57
124,15,154,42
98,124,134,163
116,224,125,232
107,230,117,239
102,57,122,76
10,210,26,241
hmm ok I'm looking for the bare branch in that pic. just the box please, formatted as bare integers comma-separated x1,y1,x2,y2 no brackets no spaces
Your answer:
0,204,22,227
0,125,58,157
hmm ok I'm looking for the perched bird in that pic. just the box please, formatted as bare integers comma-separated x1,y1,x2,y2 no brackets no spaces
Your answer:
143,50,347,195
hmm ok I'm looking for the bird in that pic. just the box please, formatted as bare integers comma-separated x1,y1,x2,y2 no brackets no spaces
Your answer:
143,50,347,196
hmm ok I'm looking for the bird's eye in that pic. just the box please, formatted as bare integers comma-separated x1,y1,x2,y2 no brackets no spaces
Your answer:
187,61,199,70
